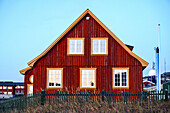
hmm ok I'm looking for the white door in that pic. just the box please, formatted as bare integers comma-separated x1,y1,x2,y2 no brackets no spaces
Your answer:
28,85,33,94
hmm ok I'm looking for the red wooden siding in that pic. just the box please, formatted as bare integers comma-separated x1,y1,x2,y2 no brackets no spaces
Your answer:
25,14,143,93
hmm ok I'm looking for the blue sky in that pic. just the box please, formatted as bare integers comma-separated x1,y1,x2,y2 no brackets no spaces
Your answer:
0,0,170,82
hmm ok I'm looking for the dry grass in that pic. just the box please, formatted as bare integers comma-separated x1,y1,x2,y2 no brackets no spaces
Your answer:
12,99,170,113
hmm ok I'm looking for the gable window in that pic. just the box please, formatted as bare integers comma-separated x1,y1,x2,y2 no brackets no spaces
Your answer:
47,68,63,89
112,68,129,89
91,38,108,55
67,38,84,55
80,68,96,89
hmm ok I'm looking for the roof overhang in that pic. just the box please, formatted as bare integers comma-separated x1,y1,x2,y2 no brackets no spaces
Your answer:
20,67,32,75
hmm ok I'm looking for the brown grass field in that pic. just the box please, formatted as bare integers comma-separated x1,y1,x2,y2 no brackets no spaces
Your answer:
11,99,170,113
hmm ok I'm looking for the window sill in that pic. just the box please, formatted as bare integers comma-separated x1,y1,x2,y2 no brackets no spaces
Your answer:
47,87,63,89
112,86,129,89
80,87,96,90
67,53,84,56
91,53,108,56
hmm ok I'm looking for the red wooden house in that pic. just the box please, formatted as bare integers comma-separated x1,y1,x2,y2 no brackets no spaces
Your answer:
20,9,148,95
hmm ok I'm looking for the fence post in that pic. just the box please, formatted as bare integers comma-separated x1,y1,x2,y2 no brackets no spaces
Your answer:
41,90,45,105
165,89,168,101
102,90,105,101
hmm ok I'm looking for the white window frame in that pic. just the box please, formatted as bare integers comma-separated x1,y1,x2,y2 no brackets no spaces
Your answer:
112,68,129,89
80,68,96,89
67,38,84,55
91,38,108,55
47,68,63,89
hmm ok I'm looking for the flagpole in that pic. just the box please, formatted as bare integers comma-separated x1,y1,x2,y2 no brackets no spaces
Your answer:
158,24,161,91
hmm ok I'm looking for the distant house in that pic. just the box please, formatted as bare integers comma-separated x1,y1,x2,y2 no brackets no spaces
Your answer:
20,9,148,95
0,82,24,99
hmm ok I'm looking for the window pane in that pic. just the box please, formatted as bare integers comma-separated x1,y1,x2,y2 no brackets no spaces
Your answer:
8,92,12,94
69,40,75,53
8,87,12,89
56,70,61,86
82,70,88,87
100,39,106,53
115,73,120,86
49,70,55,86
89,70,94,86
93,40,99,53
122,72,127,86
76,40,82,53
28,86,33,94
3,86,7,89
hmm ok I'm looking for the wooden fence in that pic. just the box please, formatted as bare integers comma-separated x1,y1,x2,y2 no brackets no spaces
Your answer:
0,90,169,112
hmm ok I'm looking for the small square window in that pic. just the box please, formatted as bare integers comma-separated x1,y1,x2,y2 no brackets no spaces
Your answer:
91,38,108,55
67,38,84,55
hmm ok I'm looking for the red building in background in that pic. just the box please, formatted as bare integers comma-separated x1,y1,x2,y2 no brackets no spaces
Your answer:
0,82,24,99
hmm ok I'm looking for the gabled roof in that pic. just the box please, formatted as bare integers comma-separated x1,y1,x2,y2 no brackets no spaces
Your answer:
20,9,149,75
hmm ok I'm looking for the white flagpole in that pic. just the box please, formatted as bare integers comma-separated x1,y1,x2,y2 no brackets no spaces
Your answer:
158,24,161,91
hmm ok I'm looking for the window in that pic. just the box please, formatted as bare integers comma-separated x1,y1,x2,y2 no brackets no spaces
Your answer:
16,86,20,88
21,86,24,89
8,92,12,95
3,86,7,89
4,92,7,94
80,68,96,89
91,38,108,55
47,68,63,89
8,86,12,89
0,86,2,89
112,68,129,89
67,38,84,55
